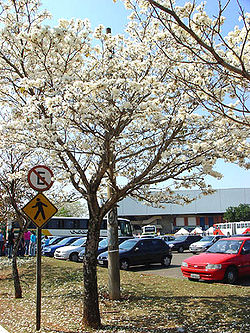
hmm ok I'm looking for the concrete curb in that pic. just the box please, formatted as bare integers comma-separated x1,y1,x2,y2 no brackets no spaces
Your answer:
0,325,9,333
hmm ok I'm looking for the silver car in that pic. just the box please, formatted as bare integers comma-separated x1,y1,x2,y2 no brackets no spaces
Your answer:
189,235,226,254
54,237,87,262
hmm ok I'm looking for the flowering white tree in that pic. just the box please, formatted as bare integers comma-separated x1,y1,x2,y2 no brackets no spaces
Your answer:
56,201,88,217
122,0,250,127
0,135,37,298
0,0,249,329
0,111,75,299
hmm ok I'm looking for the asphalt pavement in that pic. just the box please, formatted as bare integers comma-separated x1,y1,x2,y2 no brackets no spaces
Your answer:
129,252,190,278
129,251,250,286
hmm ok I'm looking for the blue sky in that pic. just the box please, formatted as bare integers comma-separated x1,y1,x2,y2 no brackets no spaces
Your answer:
41,0,130,33
41,0,250,32
40,0,250,189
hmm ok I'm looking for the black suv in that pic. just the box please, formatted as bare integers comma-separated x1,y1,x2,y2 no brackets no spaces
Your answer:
97,237,172,270
167,235,202,252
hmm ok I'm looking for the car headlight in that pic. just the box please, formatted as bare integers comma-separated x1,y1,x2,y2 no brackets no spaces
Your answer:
205,264,222,270
181,261,188,267
169,244,174,248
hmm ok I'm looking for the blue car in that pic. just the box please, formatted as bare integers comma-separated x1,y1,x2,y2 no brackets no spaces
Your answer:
97,237,172,270
78,237,132,261
42,236,66,248
42,236,81,257
167,235,202,253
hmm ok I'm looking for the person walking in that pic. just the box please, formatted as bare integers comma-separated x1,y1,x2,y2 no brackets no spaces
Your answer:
7,228,15,258
0,230,4,256
29,231,36,256
24,230,31,255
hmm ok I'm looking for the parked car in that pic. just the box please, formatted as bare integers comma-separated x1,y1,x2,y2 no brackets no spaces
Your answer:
42,236,80,257
167,235,202,252
157,235,176,242
97,237,172,270
54,237,87,262
78,237,133,261
138,234,156,238
189,235,227,254
181,236,250,284
42,236,66,249
41,235,54,245
232,234,250,237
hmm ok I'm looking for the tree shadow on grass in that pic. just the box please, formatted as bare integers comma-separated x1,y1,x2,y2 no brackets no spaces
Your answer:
100,324,184,332
100,293,250,333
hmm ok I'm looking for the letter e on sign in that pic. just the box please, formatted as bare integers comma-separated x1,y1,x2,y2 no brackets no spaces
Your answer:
28,165,54,192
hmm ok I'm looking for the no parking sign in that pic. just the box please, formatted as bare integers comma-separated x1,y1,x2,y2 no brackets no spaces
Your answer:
28,165,54,192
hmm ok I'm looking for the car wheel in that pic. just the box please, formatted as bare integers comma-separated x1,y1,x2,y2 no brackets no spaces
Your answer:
178,246,184,253
162,256,171,267
70,253,79,262
224,267,238,284
120,259,129,270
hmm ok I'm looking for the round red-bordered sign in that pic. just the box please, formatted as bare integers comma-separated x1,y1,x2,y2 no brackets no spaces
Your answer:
28,165,54,192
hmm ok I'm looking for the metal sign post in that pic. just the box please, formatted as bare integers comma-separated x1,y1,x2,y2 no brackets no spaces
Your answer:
22,165,57,332
36,226,42,331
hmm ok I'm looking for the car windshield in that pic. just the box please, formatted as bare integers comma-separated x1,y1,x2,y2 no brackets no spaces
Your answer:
201,236,214,242
160,236,175,241
49,237,58,245
57,237,76,246
175,236,187,241
119,239,138,250
71,238,86,246
99,239,108,248
206,239,243,254
49,237,62,245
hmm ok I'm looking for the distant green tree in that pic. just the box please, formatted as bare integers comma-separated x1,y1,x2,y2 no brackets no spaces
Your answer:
224,204,250,222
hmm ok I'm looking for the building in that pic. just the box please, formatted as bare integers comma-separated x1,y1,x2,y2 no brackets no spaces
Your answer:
118,188,250,234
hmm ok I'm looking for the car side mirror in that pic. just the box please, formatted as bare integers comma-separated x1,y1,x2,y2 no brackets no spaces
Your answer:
134,247,139,252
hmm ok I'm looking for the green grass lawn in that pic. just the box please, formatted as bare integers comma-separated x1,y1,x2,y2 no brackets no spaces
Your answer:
0,256,249,333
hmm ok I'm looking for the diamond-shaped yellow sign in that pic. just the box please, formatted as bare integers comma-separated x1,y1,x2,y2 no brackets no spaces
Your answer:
22,193,58,228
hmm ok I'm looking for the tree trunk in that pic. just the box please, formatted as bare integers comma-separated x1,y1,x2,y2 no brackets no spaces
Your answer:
12,231,23,298
82,211,101,329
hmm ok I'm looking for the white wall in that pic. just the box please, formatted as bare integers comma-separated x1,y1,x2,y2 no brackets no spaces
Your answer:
118,188,250,216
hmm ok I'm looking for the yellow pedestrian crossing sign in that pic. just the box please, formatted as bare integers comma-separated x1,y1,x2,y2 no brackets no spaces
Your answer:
22,193,58,228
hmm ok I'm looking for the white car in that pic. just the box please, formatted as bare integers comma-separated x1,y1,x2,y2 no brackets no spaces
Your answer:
54,237,87,262
189,235,227,254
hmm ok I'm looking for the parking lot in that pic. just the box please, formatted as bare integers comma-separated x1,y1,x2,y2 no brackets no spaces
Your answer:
128,251,190,278
129,251,250,286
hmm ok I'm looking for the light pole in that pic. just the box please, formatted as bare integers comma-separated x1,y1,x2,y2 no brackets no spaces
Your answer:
107,184,120,300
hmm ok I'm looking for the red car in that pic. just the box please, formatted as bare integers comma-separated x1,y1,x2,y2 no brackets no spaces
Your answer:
181,237,250,284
